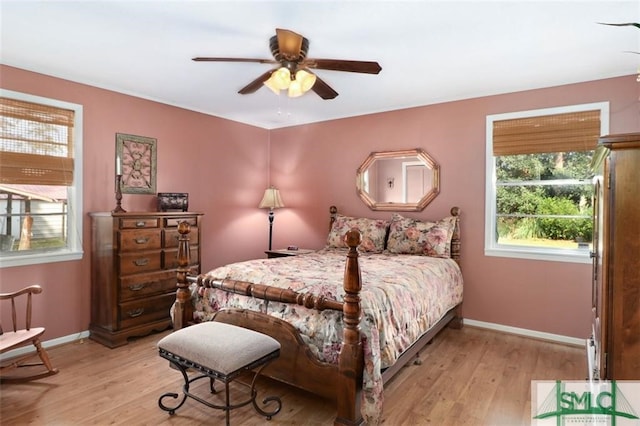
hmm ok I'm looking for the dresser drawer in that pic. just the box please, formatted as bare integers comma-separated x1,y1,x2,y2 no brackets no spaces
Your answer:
119,229,162,251
119,270,176,301
120,217,160,229
119,251,162,275
164,217,198,228
164,227,199,248
119,293,175,329
163,247,199,270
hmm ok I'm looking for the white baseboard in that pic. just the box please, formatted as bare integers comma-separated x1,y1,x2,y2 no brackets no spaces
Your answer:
0,320,585,361
0,330,90,361
464,319,586,347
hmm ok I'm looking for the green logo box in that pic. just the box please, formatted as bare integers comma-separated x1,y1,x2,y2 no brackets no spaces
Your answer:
532,380,640,425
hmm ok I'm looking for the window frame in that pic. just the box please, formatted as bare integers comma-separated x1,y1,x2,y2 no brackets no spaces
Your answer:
485,102,609,264
0,89,84,268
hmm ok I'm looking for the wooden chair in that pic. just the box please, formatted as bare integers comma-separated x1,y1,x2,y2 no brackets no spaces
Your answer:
0,285,59,382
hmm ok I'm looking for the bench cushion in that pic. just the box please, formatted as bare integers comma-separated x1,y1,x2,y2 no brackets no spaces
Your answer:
158,322,280,375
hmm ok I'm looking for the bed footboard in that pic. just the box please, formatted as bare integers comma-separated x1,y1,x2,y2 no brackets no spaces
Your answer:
173,221,365,425
212,308,341,399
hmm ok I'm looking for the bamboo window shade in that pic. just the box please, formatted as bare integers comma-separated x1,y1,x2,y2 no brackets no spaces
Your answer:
493,110,601,156
0,97,75,186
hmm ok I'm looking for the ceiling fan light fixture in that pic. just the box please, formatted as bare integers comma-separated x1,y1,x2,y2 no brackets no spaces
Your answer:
263,77,281,95
288,79,304,98
263,67,292,94
264,67,317,97
287,70,316,98
273,67,291,89
296,69,317,92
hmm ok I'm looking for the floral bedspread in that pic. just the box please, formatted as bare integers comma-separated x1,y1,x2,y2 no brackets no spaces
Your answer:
190,247,463,424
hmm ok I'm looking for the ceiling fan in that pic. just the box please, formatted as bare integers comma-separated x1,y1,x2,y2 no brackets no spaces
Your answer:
192,28,382,99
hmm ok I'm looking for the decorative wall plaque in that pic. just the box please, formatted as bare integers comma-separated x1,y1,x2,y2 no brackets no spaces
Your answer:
116,133,157,194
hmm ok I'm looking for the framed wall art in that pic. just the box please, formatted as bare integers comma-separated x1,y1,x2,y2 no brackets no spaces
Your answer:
115,133,157,194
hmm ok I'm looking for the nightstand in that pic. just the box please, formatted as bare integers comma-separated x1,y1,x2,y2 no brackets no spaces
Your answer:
265,249,315,258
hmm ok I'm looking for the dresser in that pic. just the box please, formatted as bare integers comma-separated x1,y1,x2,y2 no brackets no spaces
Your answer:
590,132,640,380
89,211,203,348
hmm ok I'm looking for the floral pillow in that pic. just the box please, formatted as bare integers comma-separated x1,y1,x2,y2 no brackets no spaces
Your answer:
386,213,457,258
326,214,389,253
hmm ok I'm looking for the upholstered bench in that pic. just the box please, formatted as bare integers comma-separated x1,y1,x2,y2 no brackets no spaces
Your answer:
157,321,281,425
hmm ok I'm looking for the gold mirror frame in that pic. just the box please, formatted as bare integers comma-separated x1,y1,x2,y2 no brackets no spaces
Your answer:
356,148,440,211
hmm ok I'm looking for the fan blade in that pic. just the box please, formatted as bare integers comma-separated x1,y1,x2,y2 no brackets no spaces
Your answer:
304,59,382,74
192,57,277,64
312,76,339,100
238,69,276,94
276,28,303,60
597,22,640,29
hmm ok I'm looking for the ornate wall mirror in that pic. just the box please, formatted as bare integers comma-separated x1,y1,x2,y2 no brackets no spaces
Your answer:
356,148,440,211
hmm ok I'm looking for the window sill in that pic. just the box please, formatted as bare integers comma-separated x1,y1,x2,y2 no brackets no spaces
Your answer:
484,246,591,264
0,250,84,268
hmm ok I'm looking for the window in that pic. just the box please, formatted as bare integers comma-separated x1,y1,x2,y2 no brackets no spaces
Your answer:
0,90,83,268
485,102,609,263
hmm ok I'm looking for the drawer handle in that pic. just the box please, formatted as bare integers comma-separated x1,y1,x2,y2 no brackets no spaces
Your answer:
135,237,149,244
129,281,159,291
135,221,146,228
127,308,144,318
134,258,149,266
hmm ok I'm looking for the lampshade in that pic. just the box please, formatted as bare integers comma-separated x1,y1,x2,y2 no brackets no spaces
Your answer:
258,187,285,209
288,70,317,98
263,67,316,98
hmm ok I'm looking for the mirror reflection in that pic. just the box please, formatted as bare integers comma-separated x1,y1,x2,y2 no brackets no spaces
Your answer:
356,148,440,211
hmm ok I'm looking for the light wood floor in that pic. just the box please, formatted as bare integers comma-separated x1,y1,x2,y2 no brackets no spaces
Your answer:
0,325,585,425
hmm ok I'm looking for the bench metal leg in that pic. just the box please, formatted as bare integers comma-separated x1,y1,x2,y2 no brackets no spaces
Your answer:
158,350,282,425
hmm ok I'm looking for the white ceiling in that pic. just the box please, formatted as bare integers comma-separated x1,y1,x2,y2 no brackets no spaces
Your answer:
1,1,638,130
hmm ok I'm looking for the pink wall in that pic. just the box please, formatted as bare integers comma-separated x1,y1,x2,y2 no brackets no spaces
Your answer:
269,75,639,339
1,64,638,343
0,65,270,340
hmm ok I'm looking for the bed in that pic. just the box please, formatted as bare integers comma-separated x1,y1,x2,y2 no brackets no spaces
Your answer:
172,206,463,425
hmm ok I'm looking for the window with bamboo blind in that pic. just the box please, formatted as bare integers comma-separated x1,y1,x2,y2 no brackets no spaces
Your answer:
0,90,83,268
484,102,609,263
0,97,75,186
492,110,601,156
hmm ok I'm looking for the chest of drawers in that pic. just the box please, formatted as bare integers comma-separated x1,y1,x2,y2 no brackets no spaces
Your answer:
591,133,640,379
89,212,203,348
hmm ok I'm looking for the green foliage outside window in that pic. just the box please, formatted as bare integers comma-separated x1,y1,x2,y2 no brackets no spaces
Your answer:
496,151,594,246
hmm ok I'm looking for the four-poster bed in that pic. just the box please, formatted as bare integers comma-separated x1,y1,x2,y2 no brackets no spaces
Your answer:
172,206,463,425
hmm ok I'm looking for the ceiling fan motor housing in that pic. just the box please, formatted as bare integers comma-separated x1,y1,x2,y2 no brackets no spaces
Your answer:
270,35,309,62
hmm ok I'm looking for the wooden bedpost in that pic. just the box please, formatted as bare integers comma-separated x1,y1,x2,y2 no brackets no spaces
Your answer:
449,206,464,329
173,221,193,330
335,229,364,426
449,206,461,266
